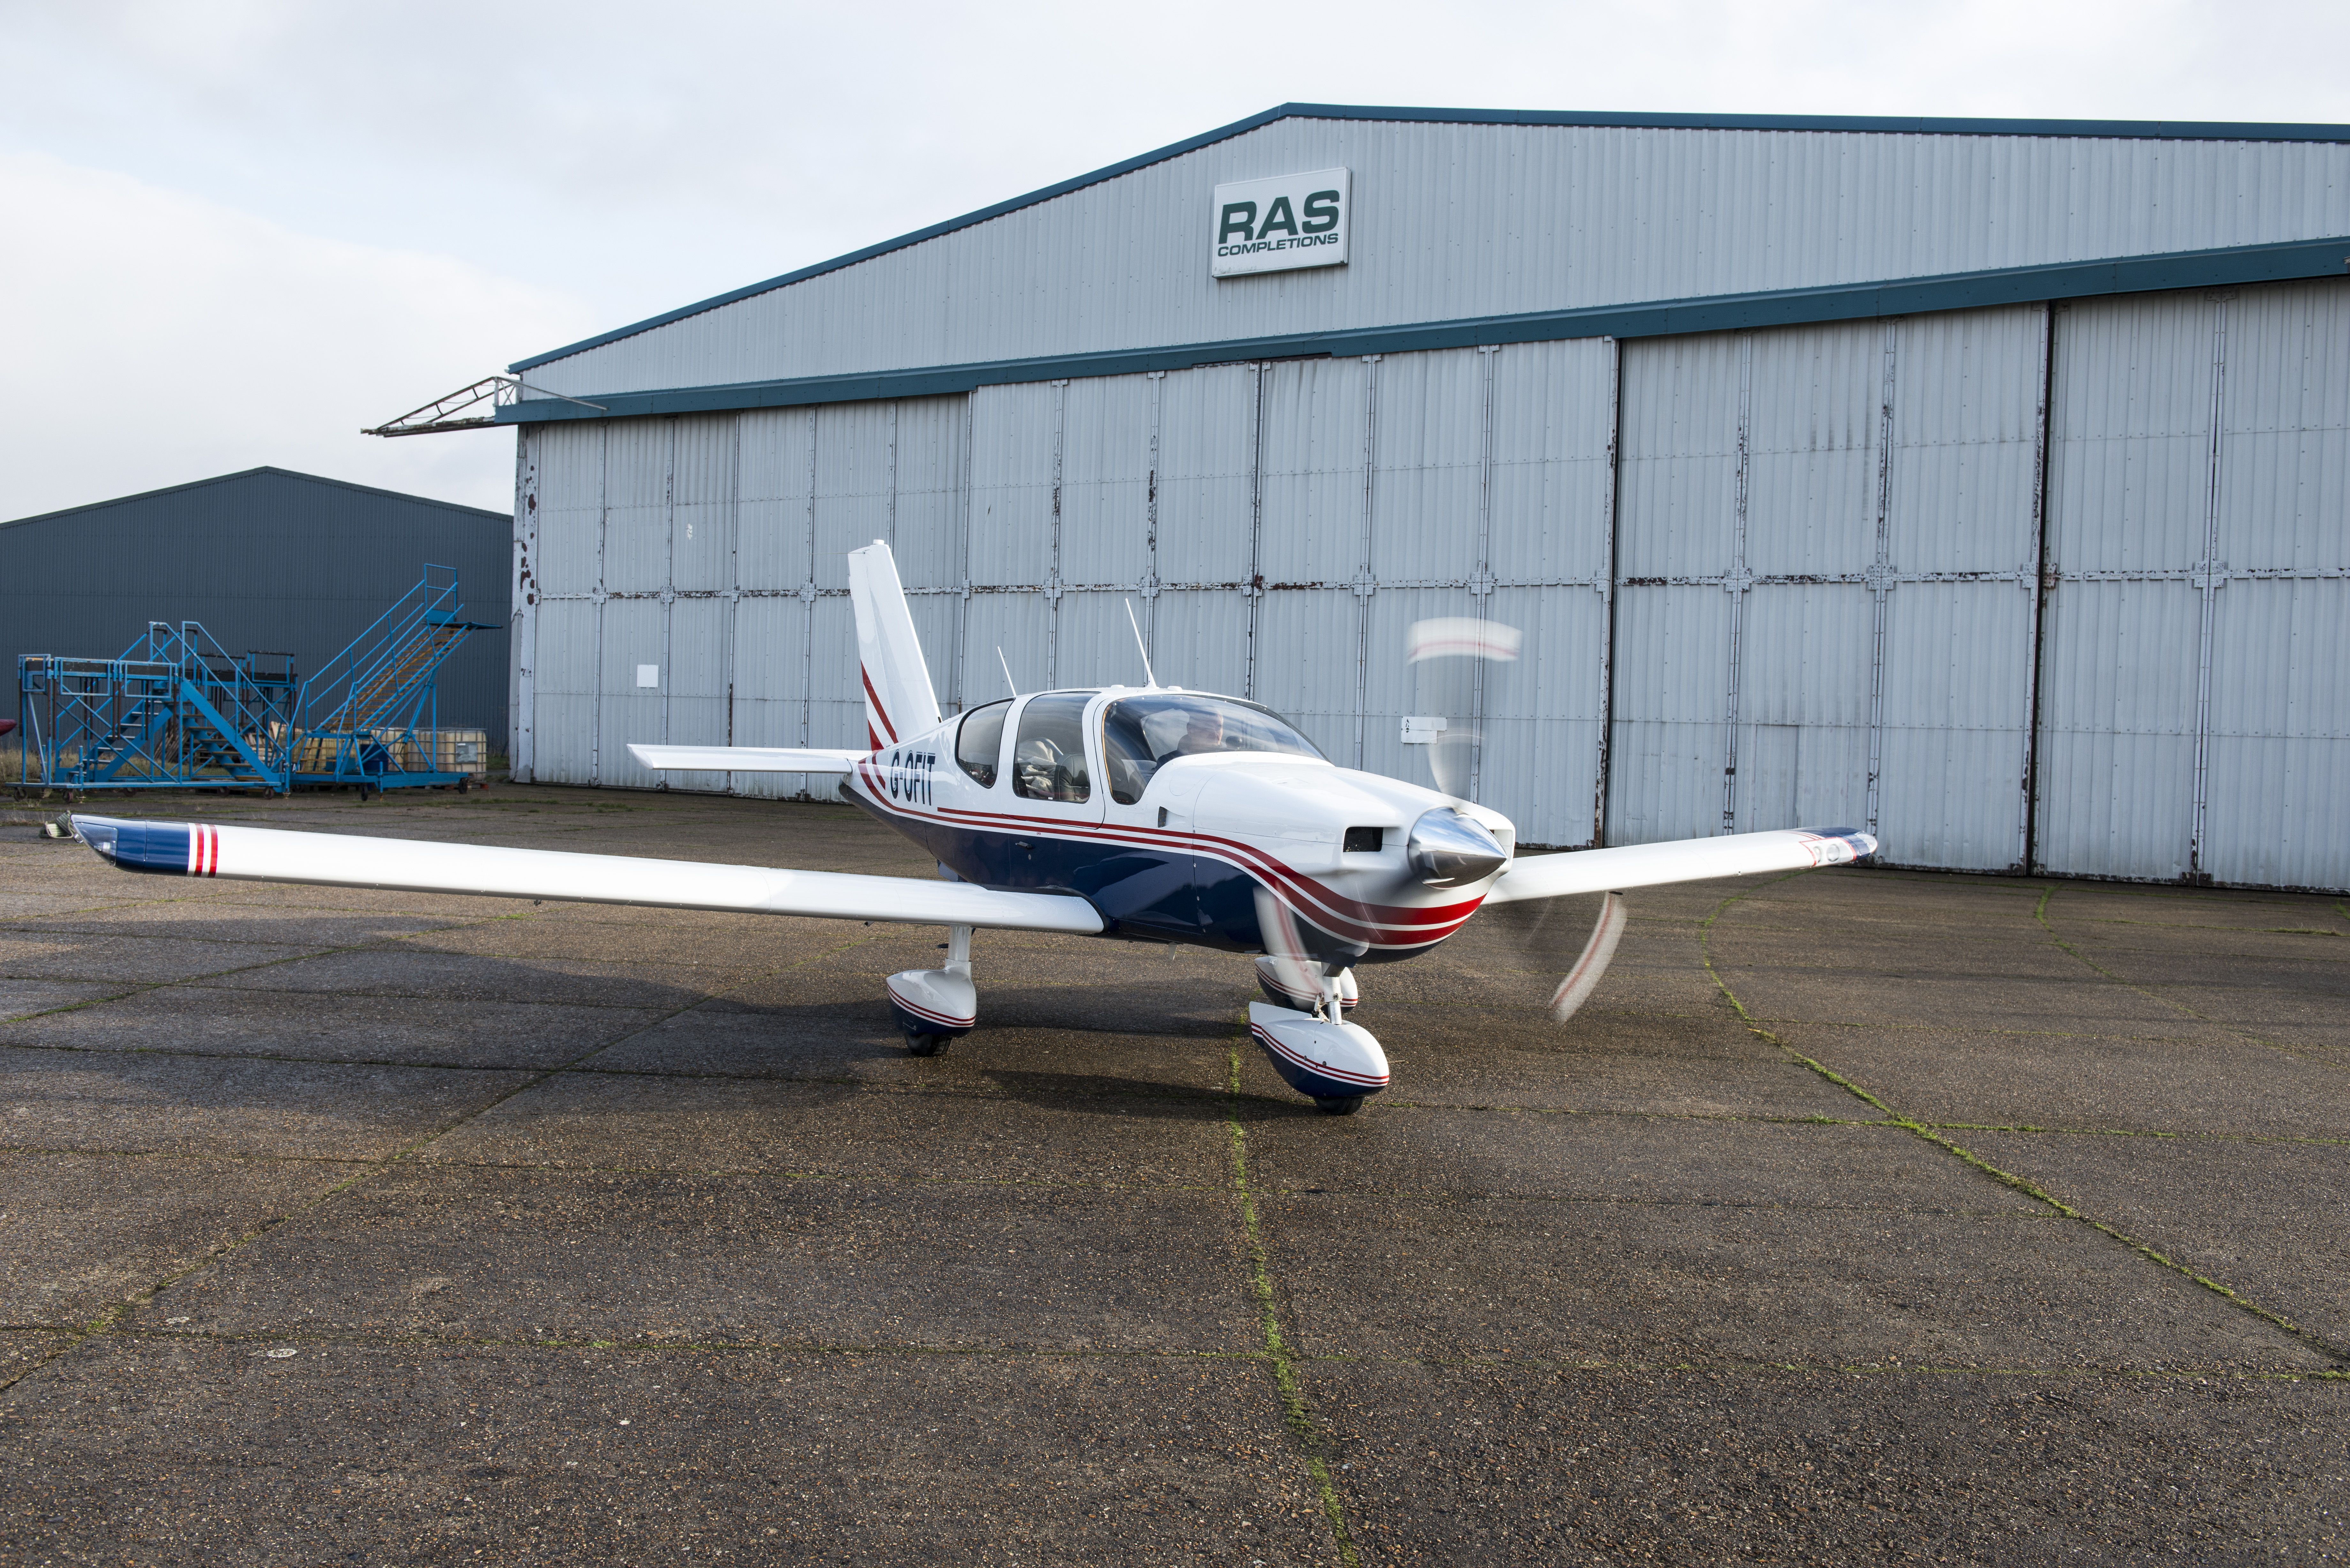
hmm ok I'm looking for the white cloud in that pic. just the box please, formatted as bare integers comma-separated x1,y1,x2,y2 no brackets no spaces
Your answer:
0,149,587,518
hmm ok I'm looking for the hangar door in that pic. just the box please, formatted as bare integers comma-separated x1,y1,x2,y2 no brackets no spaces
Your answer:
959,343,1617,849
2037,279,2350,890
1609,307,2050,870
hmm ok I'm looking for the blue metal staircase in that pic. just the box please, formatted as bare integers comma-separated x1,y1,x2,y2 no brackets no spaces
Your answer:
15,565,492,797
16,626,298,793
291,565,495,792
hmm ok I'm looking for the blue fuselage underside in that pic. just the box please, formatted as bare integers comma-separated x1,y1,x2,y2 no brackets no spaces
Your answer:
850,795,1431,963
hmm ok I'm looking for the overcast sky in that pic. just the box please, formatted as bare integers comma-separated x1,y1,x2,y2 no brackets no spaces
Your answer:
4,0,2345,520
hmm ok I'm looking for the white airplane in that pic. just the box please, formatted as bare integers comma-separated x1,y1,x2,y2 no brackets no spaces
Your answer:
69,542,1875,1114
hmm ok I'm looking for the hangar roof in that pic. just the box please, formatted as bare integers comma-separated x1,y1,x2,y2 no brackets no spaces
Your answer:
1,466,506,532
502,102,2350,426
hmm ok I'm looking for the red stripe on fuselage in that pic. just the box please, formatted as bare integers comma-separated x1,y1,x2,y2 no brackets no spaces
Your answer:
925,800,1479,939
849,769,1482,950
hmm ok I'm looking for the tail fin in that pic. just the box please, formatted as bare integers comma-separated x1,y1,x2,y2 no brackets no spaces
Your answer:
846,540,942,750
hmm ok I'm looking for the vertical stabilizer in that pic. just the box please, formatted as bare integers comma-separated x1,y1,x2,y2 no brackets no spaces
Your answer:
846,541,942,750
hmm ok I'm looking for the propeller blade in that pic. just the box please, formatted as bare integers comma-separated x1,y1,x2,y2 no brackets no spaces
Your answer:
1405,617,1521,800
1548,891,1627,1023
1253,886,1327,1014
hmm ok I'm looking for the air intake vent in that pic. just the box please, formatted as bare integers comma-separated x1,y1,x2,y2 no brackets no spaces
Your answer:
1343,826,1384,853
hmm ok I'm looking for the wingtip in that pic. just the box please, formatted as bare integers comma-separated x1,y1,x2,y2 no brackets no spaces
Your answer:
63,813,114,862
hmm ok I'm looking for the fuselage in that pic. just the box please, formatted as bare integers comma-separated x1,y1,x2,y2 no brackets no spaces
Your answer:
840,686,1515,964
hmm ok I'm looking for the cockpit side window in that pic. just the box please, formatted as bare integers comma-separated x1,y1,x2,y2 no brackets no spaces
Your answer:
1011,692,1092,803
1101,694,1325,805
954,699,1011,788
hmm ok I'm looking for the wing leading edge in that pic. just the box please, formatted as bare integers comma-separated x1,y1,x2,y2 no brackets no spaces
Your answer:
1484,827,1877,904
67,815,1103,934
627,744,865,774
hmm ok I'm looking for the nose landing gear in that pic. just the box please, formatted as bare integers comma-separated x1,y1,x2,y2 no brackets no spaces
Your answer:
1247,1003,1391,1114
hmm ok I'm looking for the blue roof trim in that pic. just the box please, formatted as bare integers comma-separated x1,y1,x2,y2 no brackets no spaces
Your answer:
496,236,2350,427
509,102,2350,373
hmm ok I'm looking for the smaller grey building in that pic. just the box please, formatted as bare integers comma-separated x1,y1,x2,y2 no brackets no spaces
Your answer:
3,467,510,747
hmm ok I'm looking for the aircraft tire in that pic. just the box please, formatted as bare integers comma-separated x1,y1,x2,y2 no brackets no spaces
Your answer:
1312,1096,1365,1116
902,1029,948,1058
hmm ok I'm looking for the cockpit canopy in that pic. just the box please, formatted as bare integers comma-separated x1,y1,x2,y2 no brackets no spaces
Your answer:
1100,693,1324,805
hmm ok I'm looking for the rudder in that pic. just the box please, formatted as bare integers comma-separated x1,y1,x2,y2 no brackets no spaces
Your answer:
846,540,942,750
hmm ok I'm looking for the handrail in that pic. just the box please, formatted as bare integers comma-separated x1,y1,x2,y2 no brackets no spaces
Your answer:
301,565,467,735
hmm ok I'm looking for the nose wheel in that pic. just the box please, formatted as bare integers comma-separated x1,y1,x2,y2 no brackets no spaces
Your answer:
1313,1096,1365,1116
901,1028,948,1058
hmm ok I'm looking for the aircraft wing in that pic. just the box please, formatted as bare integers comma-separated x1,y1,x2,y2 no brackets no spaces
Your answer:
66,815,1104,934
1483,827,1877,904
628,744,866,774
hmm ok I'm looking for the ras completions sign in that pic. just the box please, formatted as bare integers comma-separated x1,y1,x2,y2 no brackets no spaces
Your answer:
1210,168,1349,278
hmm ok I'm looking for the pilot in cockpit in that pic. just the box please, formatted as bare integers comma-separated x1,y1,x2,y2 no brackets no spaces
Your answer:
1156,705,1225,765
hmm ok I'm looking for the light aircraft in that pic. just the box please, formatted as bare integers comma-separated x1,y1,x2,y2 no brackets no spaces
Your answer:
69,542,1876,1114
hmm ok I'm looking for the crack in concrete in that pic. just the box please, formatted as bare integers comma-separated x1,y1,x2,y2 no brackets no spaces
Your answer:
1699,875,2350,1370
1222,1027,1359,1567
2033,885,2347,1071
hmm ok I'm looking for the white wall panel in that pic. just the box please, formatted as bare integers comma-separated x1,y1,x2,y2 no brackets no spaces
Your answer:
967,382,1059,589
811,402,896,590
595,599,665,789
736,408,815,593
891,396,968,591
1150,589,1252,704
1368,349,1484,585
1485,340,1616,586
1257,357,1371,588
530,597,601,786
1059,375,1154,589
1155,364,1259,589
671,415,737,592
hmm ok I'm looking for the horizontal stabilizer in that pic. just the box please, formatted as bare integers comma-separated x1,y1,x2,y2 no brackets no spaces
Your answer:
628,744,865,774
1485,827,1877,904
68,815,1103,934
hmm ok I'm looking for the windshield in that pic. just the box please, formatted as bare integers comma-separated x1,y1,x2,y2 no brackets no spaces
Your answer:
1101,694,1325,805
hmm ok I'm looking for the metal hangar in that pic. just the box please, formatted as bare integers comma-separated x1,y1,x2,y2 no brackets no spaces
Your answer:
491,104,2350,892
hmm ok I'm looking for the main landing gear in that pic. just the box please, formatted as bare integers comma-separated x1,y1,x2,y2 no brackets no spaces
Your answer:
886,924,976,1057
884,932,1390,1114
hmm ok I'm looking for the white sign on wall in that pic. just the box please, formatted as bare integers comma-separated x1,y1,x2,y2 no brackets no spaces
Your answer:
1210,168,1350,278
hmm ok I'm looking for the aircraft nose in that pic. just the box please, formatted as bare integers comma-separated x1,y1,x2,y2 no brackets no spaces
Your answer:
1406,808,1507,887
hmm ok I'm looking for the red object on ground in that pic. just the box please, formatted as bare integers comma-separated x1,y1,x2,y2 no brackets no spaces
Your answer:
0,719,14,738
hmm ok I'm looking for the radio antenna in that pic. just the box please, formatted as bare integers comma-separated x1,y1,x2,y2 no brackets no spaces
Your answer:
996,646,1020,697
1124,599,1157,689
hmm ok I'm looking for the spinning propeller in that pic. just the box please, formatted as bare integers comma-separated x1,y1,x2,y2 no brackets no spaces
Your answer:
1403,615,1624,1024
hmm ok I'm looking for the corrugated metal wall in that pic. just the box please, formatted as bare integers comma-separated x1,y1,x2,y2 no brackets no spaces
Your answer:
518,341,1616,848
520,120,2350,402
2038,280,2350,890
513,276,2350,890
1611,306,2048,867
4,468,511,746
